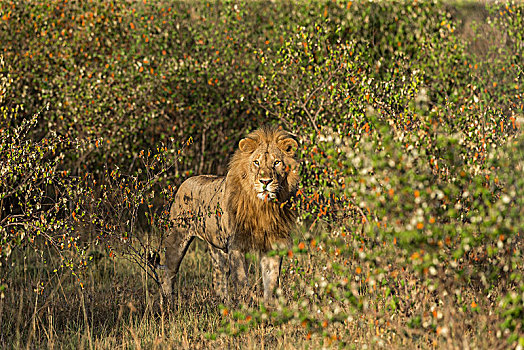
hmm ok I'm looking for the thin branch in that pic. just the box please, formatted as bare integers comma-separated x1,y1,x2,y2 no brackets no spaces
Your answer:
300,102,320,134
122,245,161,286
299,66,342,134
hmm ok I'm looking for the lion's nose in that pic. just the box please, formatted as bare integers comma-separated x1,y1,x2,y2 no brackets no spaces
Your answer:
260,179,273,187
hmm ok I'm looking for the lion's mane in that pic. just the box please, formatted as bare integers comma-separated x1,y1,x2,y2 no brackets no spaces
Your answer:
225,127,299,252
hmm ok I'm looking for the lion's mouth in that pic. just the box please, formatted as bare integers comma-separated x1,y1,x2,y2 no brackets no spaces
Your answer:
257,190,276,201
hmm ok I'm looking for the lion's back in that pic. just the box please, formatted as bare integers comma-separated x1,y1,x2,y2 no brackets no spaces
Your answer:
170,175,228,247
171,175,225,216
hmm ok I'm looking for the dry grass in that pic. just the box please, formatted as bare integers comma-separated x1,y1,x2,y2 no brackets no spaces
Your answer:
0,226,509,350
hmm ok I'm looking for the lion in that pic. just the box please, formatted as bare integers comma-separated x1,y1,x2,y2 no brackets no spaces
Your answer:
162,126,299,302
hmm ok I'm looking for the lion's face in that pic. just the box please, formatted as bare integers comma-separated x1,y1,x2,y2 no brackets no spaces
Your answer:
237,129,298,202
250,145,289,201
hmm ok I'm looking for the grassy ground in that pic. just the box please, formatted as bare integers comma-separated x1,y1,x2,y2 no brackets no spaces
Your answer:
1,1,521,348
1,227,509,349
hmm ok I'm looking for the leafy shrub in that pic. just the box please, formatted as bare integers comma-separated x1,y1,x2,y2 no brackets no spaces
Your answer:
0,0,522,348
257,1,523,346
0,56,87,286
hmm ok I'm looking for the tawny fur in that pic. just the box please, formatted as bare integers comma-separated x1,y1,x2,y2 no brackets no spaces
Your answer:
226,127,299,252
162,126,299,301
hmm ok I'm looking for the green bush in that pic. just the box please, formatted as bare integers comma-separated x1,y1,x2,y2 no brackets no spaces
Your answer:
0,56,87,282
0,0,522,348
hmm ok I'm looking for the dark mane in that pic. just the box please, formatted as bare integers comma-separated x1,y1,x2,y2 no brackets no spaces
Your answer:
225,127,299,252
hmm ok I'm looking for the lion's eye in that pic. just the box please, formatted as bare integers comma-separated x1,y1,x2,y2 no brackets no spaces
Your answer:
253,160,260,167
274,160,281,167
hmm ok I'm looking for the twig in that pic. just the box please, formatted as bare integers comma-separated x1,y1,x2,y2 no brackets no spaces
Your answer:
199,127,207,174
299,66,341,134
123,244,161,286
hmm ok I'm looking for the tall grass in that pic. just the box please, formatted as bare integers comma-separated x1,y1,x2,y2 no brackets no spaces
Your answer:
1,1,522,348
1,230,508,349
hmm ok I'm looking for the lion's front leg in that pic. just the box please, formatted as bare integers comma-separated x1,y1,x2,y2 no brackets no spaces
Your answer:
228,249,248,298
210,248,247,301
260,255,282,302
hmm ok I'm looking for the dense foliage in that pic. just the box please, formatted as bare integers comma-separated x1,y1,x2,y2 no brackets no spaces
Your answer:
1,1,522,348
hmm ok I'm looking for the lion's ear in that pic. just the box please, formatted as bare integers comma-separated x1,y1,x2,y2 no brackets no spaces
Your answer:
278,138,298,156
239,138,258,153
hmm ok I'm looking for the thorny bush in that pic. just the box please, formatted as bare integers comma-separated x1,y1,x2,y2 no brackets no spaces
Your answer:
0,1,522,348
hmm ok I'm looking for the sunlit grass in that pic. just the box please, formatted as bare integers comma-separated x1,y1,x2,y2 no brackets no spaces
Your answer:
0,230,510,349
0,0,522,348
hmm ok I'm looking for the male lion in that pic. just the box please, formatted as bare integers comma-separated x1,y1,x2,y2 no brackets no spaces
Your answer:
162,126,299,301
